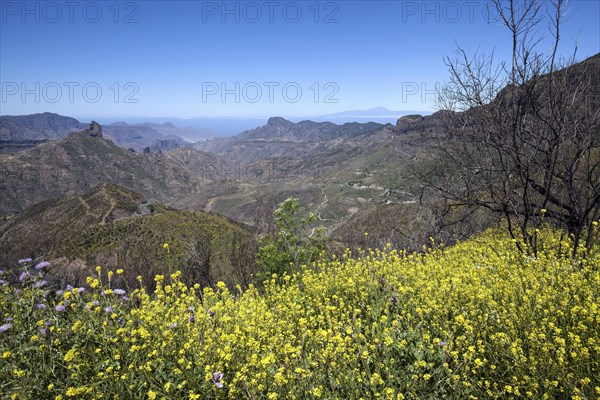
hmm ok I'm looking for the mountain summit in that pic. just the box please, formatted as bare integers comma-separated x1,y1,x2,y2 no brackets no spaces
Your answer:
266,117,295,128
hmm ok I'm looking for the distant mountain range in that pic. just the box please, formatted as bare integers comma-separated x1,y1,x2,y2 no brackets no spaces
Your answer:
0,108,423,152
236,117,386,141
76,107,431,138
194,117,388,163
0,113,211,153
0,112,83,140
0,112,435,224
0,122,223,213
0,114,433,285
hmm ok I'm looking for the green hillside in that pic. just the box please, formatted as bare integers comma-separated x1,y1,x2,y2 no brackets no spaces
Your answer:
0,184,255,289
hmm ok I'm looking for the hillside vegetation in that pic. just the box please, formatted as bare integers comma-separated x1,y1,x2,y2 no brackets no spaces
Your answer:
0,184,254,289
1,227,598,399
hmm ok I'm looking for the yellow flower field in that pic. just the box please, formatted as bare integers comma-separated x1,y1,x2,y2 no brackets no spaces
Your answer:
1,227,598,399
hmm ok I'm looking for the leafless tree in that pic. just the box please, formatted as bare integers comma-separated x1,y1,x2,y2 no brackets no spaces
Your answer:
428,0,600,255
229,232,257,289
181,234,213,287
116,238,158,290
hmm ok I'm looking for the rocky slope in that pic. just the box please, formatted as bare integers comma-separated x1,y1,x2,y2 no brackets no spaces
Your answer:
194,117,386,163
0,112,84,152
0,122,205,214
0,113,195,153
0,112,83,141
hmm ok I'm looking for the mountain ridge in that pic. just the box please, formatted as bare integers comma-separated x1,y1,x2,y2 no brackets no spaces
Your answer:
0,122,205,214
0,113,197,153
194,117,387,163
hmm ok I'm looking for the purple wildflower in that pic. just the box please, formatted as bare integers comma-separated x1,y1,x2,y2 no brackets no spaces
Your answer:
35,303,47,309
39,328,47,336
0,280,7,285
56,290,64,296
113,289,126,295
0,323,13,332
4,317,14,322
55,305,66,312
77,287,85,293
18,258,33,264
121,296,129,301
207,309,215,318
18,272,28,282
33,280,47,288
34,261,50,270
66,285,74,291
439,341,448,347
104,307,113,313
211,372,224,388
188,314,195,323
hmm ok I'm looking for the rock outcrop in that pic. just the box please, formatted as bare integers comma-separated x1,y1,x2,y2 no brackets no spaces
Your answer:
85,121,103,138
393,111,451,135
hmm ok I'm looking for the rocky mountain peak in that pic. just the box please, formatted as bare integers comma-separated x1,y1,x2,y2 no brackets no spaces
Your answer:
266,117,293,127
85,121,103,138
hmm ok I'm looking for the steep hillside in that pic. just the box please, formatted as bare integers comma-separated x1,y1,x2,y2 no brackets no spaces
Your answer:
0,112,84,152
0,123,202,214
0,183,147,263
0,112,83,140
0,184,255,288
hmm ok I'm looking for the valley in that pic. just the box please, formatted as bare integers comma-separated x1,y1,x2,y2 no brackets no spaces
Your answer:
0,109,453,288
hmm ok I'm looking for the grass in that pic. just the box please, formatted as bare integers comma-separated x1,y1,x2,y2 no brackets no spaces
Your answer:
1,226,598,399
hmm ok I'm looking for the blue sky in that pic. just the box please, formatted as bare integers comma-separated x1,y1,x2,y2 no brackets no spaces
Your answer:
1,0,598,119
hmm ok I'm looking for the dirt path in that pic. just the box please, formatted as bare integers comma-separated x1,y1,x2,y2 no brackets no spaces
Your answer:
315,187,328,221
205,196,218,212
77,196,90,213
99,189,116,225
310,188,333,237
100,198,116,225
